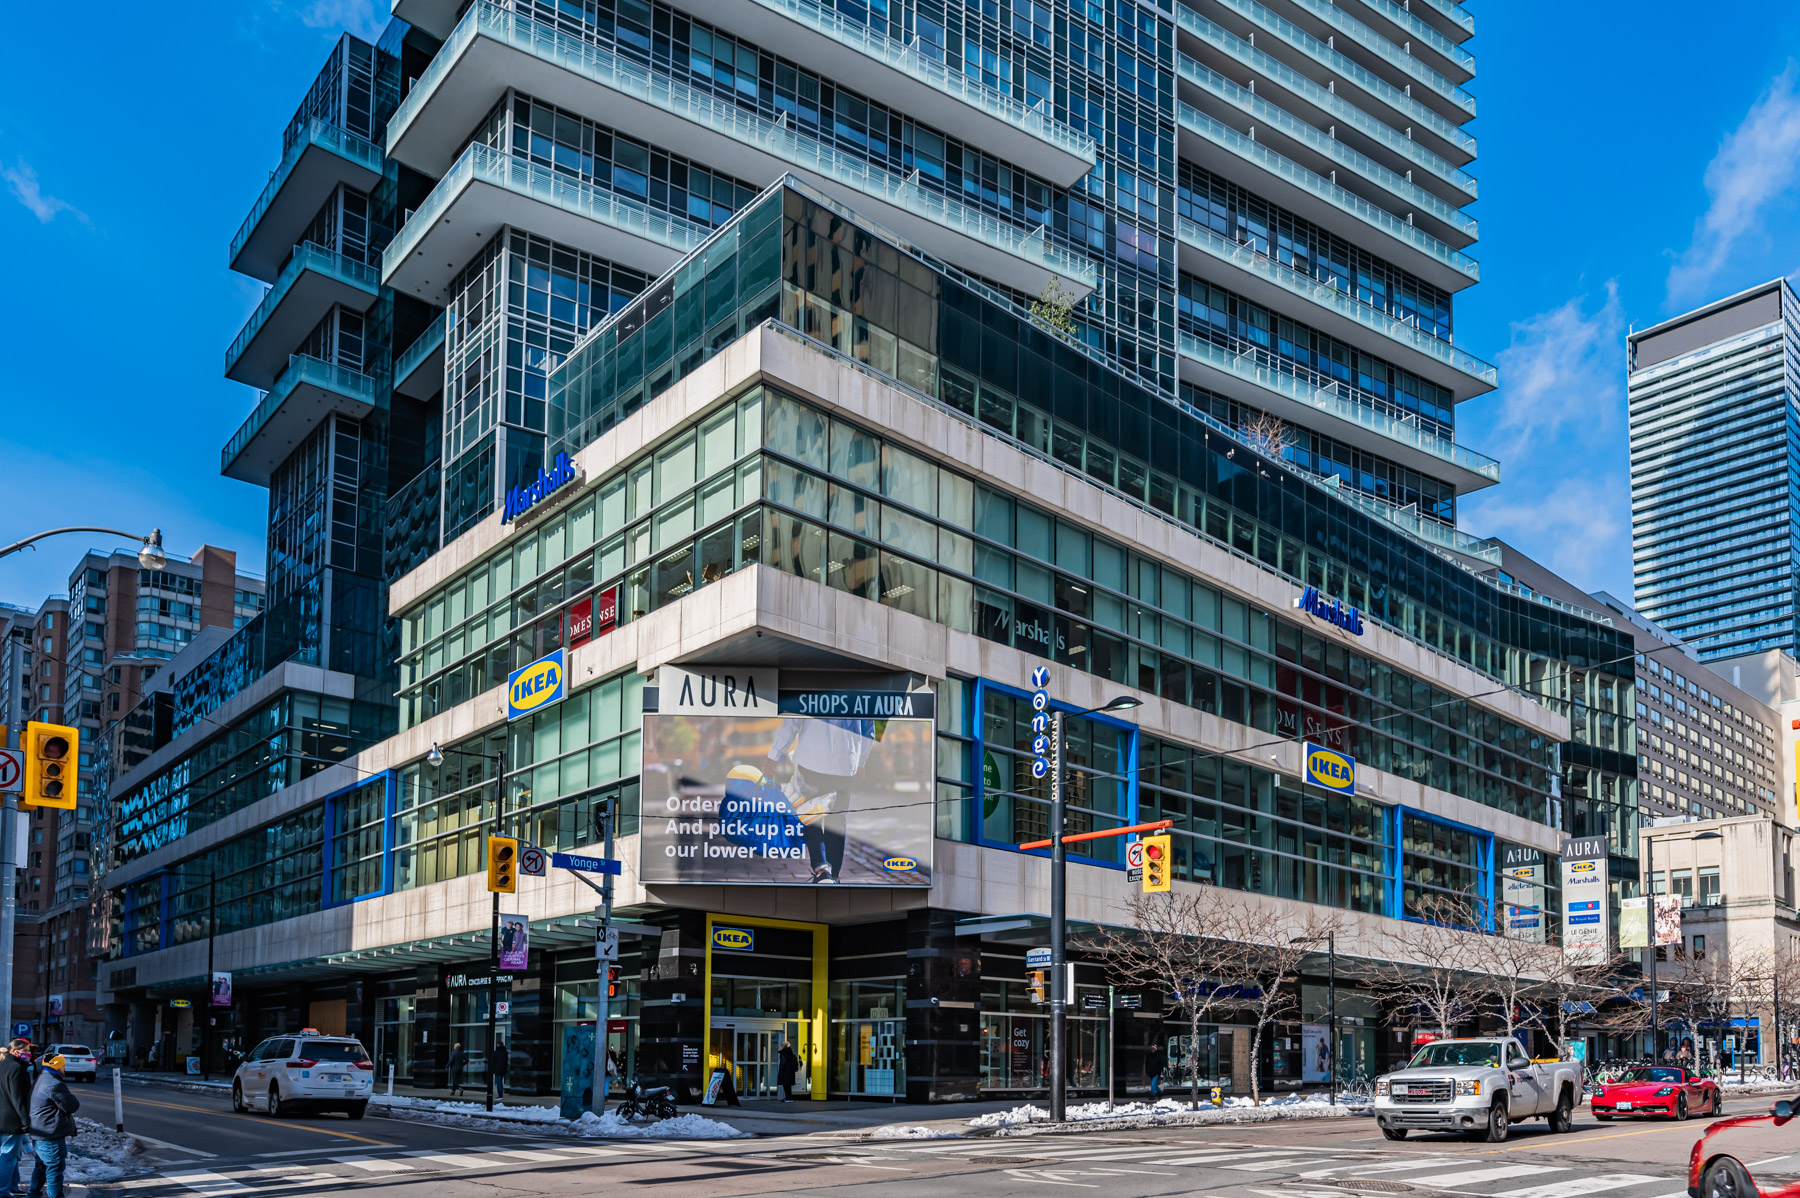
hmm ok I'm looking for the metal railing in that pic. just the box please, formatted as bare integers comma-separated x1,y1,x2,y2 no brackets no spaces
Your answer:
1352,0,1474,73
743,0,1095,164
1178,58,1475,238
229,119,384,267
1284,0,1475,115
1179,104,1479,282
1177,331,1499,480
1176,218,1495,387
393,313,448,388
223,243,381,377
388,0,1095,290
383,142,712,286
221,355,378,473
1412,0,1475,37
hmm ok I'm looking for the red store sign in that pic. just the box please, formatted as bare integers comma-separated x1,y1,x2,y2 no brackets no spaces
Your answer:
568,586,620,649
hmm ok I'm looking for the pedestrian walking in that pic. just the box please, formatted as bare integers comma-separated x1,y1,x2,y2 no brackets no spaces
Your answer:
25,1053,78,1198
0,1042,30,1197
776,1040,799,1103
492,1038,510,1102
1148,1041,1166,1097
446,1042,466,1097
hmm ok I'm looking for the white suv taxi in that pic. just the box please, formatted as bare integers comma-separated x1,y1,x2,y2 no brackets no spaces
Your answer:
46,1045,98,1084
232,1031,375,1119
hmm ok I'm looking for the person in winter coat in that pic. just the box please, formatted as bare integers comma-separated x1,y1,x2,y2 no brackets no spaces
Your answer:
446,1043,466,1097
776,1040,800,1103
1148,1042,1166,1097
491,1038,510,1101
0,1042,31,1196
26,1053,78,1198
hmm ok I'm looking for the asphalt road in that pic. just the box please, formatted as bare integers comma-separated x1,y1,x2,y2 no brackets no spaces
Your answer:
81,1082,1800,1198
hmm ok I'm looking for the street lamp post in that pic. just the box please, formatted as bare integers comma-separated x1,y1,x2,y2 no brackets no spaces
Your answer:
202,872,217,1081
1048,695,1142,1124
428,741,508,1113
1646,828,1722,1061
0,527,165,569
1291,933,1337,1104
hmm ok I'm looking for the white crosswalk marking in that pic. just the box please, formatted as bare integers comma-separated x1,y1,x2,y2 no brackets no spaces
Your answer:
554,1145,630,1157
1221,1157,1327,1172
243,1167,341,1187
1299,1157,1468,1178
1490,1174,1665,1198
161,1169,253,1195
480,1148,573,1162
402,1151,508,1169
331,1155,418,1173
1416,1165,1567,1188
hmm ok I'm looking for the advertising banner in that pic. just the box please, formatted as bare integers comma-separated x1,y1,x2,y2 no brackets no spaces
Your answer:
498,913,531,972
1653,894,1683,946
211,972,233,1008
1620,897,1648,949
1562,834,1610,965
1301,1025,1331,1083
640,667,936,886
1501,846,1545,942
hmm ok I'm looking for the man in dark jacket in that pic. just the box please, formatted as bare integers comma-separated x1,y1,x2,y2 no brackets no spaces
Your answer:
446,1043,466,1097
0,1042,31,1197
776,1040,799,1104
26,1053,78,1198
491,1038,510,1102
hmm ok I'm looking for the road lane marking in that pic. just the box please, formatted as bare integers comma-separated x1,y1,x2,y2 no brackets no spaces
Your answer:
1490,1174,1665,1198
1418,1165,1567,1188
479,1148,572,1162
332,1155,417,1173
1508,1124,1697,1149
1222,1158,1328,1172
1299,1157,1469,1177
403,1151,508,1168
1004,1168,1098,1188
552,1146,629,1157
161,1168,253,1194
125,1096,396,1146
127,1132,218,1158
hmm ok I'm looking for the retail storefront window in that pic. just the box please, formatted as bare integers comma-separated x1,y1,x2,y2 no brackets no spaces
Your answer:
830,979,906,1097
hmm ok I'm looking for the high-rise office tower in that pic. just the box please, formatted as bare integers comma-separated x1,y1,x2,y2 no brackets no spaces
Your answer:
1630,279,1800,661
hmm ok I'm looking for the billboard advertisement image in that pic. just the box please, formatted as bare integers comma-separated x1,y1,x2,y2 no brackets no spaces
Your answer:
640,667,935,886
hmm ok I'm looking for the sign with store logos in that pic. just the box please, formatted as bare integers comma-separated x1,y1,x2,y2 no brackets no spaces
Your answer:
1303,743,1355,795
712,927,755,952
508,648,565,720
1562,834,1610,965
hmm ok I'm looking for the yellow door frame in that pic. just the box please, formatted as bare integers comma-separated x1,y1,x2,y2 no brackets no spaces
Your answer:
703,913,829,1101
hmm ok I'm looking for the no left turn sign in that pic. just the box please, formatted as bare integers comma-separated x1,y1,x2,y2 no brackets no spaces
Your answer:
0,749,20,794
1126,841,1145,869
520,845,547,877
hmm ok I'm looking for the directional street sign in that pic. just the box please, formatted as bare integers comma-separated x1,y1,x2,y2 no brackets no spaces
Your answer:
0,749,20,794
1083,994,1106,1009
552,852,622,875
1118,994,1142,1010
1025,947,1052,968
519,845,547,877
596,925,619,963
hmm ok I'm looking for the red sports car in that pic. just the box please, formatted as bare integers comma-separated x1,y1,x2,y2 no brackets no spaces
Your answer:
1691,1101,1800,1198
1592,1066,1718,1120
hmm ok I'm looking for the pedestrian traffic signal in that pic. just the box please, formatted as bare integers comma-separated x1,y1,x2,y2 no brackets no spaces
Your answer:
487,835,518,893
606,966,621,999
1142,834,1171,892
22,722,77,810
1027,969,1047,1004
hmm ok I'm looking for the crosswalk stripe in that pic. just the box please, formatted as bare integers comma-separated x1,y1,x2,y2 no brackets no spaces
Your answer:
161,1170,253,1195
403,1151,508,1169
1299,1158,1468,1178
1146,1151,1299,1166
243,1169,341,1188
1489,1174,1665,1198
1415,1165,1567,1188
331,1156,418,1173
480,1148,572,1162
1221,1157,1325,1172
554,1146,630,1157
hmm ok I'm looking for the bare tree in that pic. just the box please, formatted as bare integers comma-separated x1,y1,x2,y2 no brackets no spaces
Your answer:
1209,898,1346,1104
1241,411,1297,460
1087,887,1236,1110
1470,927,1563,1043
1356,892,1490,1043
1527,948,1630,1060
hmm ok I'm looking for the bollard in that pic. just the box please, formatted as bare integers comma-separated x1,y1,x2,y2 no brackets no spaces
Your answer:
387,1063,395,1105
113,1067,124,1133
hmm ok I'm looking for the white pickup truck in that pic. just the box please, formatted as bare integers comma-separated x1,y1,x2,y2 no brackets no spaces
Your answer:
1372,1037,1584,1143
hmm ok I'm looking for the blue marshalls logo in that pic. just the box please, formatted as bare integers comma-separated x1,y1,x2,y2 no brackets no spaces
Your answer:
1294,585,1365,636
502,452,579,524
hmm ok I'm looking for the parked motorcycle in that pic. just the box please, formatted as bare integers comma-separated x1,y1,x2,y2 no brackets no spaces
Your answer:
614,1079,678,1122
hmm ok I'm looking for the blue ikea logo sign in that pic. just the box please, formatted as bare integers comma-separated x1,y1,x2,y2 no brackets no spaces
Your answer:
502,452,579,524
507,648,565,721
1294,586,1365,636
712,927,754,952
1304,743,1355,795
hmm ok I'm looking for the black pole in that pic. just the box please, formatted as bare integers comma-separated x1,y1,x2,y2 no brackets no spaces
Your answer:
1646,835,1658,1062
1049,710,1067,1123
203,873,215,1082
486,746,505,1113
1327,931,1337,1106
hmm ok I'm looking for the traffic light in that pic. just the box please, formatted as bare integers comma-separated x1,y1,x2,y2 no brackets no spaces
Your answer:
22,722,77,810
606,966,621,1000
1142,834,1171,892
1027,969,1047,1004
487,835,518,893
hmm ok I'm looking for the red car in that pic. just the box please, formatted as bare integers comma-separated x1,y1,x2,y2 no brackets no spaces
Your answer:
1690,1101,1800,1198
1592,1066,1719,1121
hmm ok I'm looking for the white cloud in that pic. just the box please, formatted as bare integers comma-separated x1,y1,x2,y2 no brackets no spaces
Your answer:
2,160,90,227
1668,64,1800,304
1484,283,1624,460
1463,478,1631,594
300,0,386,43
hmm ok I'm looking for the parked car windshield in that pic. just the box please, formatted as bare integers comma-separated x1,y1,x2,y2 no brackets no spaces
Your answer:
301,1041,369,1063
1617,1068,1683,1084
1408,1043,1501,1068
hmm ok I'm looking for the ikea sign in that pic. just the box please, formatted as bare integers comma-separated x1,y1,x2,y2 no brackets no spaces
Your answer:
1304,742,1355,795
507,648,565,721
711,927,755,952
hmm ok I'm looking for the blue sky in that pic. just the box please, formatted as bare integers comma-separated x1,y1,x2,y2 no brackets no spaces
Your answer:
1,1,1797,607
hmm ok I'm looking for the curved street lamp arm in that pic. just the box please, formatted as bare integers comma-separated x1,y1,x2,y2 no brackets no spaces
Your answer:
0,526,149,561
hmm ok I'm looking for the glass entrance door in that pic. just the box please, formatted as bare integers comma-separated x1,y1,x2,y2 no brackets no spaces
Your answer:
711,1017,807,1098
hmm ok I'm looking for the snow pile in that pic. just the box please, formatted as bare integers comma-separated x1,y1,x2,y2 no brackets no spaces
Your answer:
425,1100,566,1122
569,1110,749,1140
970,1093,1349,1129
388,1100,747,1139
869,1125,961,1140
68,1118,152,1183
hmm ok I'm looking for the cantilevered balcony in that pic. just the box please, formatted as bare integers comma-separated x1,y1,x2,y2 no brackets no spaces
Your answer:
1176,6,1475,205
386,1,1095,299
393,313,446,401
222,355,378,486
390,0,1095,184
1176,218,1494,400
223,244,382,390
1178,105,1477,292
230,120,385,283
1178,57,1474,248
1262,0,1476,115
1330,0,1475,80
1176,331,1499,493
384,144,711,305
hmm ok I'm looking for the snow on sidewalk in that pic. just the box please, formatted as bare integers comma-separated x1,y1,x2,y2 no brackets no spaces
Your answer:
970,1093,1353,1130
381,1099,749,1139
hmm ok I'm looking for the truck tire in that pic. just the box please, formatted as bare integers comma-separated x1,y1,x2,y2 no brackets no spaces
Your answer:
1381,1127,1409,1141
1479,1098,1509,1143
1549,1088,1574,1134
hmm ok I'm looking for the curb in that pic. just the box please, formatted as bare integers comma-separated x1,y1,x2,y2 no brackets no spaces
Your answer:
971,1106,1357,1137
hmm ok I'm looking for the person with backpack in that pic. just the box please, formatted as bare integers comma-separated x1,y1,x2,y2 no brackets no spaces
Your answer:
26,1053,78,1198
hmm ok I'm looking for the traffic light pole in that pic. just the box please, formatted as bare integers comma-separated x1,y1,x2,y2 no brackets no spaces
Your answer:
592,798,615,1112
487,746,506,1115
0,791,16,1039
1049,711,1068,1125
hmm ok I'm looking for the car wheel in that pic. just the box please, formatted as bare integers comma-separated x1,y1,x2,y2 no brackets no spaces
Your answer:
1702,1157,1754,1198
232,1081,248,1114
1481,1099,1510,1143
346,1101,367,1120
1677,1095,1689,1121
268,1083,285,1118
1549,1091,1574,1134
1381,1127,1409,1141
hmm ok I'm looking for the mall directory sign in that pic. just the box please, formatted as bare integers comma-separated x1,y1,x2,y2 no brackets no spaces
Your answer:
639,666,935,886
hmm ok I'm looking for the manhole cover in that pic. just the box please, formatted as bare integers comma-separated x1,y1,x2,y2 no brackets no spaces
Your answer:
1334,1181,1419,1193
